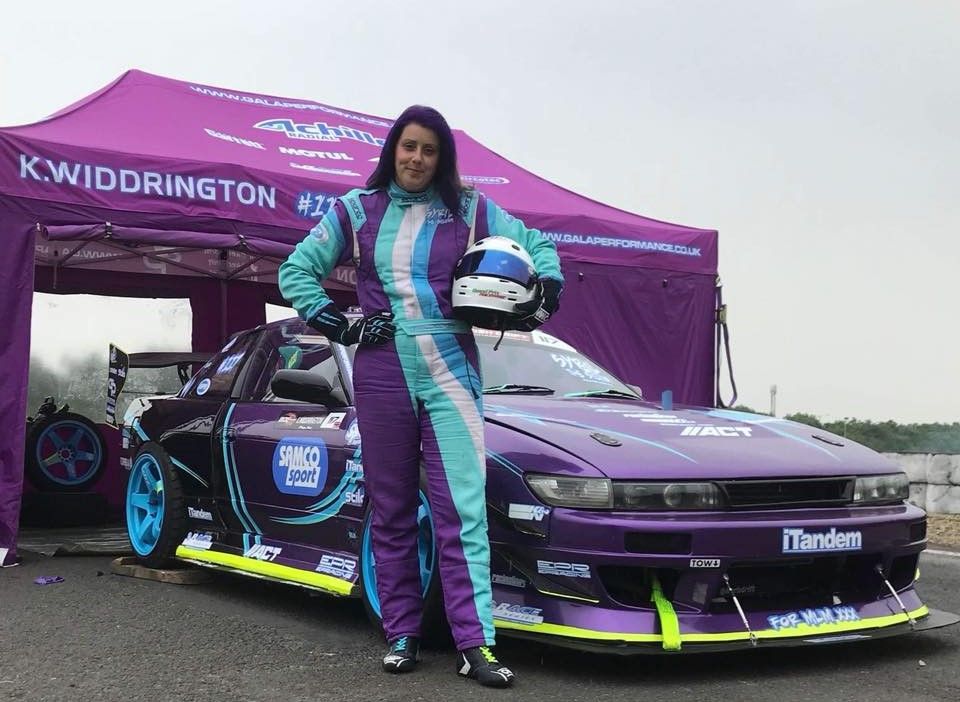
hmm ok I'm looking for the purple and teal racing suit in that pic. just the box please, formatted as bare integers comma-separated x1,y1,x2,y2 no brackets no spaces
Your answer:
278,181,563,648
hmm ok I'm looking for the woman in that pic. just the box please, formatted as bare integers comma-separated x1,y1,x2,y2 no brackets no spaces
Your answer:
278,105,562,688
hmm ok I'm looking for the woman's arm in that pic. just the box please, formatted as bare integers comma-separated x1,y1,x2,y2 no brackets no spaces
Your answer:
278,200,352,321
482,196,564,284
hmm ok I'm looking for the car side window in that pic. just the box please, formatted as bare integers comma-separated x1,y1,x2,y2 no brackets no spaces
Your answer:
249,326,348,406
181,332,254,401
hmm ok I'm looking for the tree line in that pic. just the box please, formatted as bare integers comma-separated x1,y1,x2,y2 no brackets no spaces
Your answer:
734,406,960,454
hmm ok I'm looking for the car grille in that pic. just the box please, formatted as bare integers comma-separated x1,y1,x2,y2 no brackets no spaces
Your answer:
708,553,918,613
718,477,854,509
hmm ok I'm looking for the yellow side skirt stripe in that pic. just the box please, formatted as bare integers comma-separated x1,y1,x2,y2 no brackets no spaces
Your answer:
494,605,929,643
176,546,354,596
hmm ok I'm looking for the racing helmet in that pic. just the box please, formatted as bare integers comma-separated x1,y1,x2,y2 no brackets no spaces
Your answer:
452,236,538,330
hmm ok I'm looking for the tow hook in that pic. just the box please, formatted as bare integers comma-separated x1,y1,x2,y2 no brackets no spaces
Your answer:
723,573,758,646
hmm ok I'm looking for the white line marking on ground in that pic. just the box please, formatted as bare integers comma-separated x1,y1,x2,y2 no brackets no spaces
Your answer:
924,549,960,559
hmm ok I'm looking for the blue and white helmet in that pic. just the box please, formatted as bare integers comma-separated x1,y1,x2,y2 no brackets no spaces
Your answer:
452,236,538,330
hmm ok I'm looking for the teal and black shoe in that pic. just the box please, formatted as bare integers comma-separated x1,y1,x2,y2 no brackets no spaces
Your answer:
382,636,420,674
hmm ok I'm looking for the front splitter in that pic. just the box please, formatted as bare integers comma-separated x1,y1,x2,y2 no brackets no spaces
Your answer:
497,607,960,655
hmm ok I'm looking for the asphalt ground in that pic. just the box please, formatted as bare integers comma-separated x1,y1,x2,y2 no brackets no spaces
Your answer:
1,551,958,702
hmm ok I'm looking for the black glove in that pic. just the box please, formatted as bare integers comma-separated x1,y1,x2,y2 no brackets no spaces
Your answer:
512,278,562,332
309,304,395,346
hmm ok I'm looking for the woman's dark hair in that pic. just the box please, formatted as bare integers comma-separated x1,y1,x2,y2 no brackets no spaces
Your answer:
367,105,464,215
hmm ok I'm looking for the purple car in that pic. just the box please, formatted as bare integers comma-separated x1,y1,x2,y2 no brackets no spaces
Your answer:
121,317,958,653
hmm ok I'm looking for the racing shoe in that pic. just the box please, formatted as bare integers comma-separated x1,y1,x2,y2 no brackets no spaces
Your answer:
457,646,515,688
382,636,419,673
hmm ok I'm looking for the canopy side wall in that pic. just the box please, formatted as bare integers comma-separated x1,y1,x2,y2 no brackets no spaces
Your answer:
548,259,716,406
0,206,35,557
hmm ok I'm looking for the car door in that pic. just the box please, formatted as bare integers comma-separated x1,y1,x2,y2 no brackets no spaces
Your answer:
224,323,364,555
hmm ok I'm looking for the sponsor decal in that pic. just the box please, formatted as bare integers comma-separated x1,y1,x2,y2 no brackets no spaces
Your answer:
320,412,346,429
782,527,862,554
188,507,213,521
244,544,282,561
425,207,454,225
474,288,508,300
315,554,357,580
492,602,544,625
767,606,860,631
344,487,365,507
344,420,362,446
278,412,298,424
461,175,510,185
680,425,752,437
188,86,393,127
536,560,590,578
204,128,264,150
345,458,363,476
508,504,550,522
689,558,720,568
18,154,276,209
289,162,361,177
182,531,213,550
254,118,384,146
216,352,244,374
530,331,575,351
491,574,527,589
195,378,211,396
295,191,338,219
279,146,353,160
550,353,612,385
543,231,702,258
272,438,329,496
119,456,132,470
295,415,327,426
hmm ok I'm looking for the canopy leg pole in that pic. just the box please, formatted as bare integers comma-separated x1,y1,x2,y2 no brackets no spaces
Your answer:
219,279,227,345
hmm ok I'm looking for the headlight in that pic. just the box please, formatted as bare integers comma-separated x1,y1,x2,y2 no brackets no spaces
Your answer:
525,475,723,510
853,473,909,504
613,482,723,510
525,475,612,508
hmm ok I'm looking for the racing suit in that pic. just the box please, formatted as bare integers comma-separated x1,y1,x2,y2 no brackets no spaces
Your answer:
278,181,563,649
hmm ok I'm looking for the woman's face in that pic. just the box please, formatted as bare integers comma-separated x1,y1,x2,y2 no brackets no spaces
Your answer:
394,123,439,192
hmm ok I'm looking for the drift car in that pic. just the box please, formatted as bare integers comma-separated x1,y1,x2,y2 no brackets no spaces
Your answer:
121,317,957,653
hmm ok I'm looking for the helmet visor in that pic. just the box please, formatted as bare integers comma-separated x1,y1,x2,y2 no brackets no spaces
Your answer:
455,249,536,287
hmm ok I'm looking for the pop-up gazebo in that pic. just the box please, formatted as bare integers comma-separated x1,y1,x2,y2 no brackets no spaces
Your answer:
0,69,719,559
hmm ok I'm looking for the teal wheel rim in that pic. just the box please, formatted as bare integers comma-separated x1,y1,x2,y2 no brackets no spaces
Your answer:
361,490,436,618
126,453,165,555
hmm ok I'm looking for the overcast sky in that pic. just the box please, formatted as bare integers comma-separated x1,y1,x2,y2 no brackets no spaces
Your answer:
2,1,957,423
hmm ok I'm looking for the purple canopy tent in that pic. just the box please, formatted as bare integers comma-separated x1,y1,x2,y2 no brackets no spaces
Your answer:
0,69,718,559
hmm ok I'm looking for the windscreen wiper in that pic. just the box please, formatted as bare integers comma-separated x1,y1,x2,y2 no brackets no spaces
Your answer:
483,384,555,395
564,389,639,399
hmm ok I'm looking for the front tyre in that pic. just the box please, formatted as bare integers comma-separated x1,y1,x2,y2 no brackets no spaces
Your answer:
125,442,187,568
359,488,448,644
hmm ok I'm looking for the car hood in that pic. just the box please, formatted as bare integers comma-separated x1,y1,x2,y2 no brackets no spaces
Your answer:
482,396,900,479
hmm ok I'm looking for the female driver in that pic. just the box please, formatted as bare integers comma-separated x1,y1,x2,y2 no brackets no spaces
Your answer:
279,105,562,688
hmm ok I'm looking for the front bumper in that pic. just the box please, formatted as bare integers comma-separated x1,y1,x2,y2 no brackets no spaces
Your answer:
489,502,959,651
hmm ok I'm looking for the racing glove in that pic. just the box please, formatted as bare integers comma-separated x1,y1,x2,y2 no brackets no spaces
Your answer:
512,278,562,332
309,304,395,346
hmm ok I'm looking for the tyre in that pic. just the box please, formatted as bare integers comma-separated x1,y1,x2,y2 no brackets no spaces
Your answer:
359,487,449,644
125,442,187,568
25,412,106,492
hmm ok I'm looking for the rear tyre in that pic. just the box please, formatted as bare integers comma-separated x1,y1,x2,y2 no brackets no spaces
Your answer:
359,488,449,645
25,412,106,492
125,442,187,568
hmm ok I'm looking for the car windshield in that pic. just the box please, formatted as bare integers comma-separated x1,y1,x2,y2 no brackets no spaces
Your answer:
474,329,639,398
339,324,640,399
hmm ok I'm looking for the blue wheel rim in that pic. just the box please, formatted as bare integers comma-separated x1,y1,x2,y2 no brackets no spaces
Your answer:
361,490,436,619
126,453,165,556
35,419,103,487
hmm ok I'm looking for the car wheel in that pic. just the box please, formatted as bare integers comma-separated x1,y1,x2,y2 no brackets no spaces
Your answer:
25,412,106,492
359,487,448,644
125,443,187,568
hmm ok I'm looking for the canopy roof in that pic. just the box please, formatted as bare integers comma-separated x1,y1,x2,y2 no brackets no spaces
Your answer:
0,69,716,274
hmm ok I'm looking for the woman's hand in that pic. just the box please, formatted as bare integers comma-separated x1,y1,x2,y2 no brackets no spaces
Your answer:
513,279,562,331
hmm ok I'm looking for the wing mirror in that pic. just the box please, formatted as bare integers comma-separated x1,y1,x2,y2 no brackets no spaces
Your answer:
270,369,344,407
